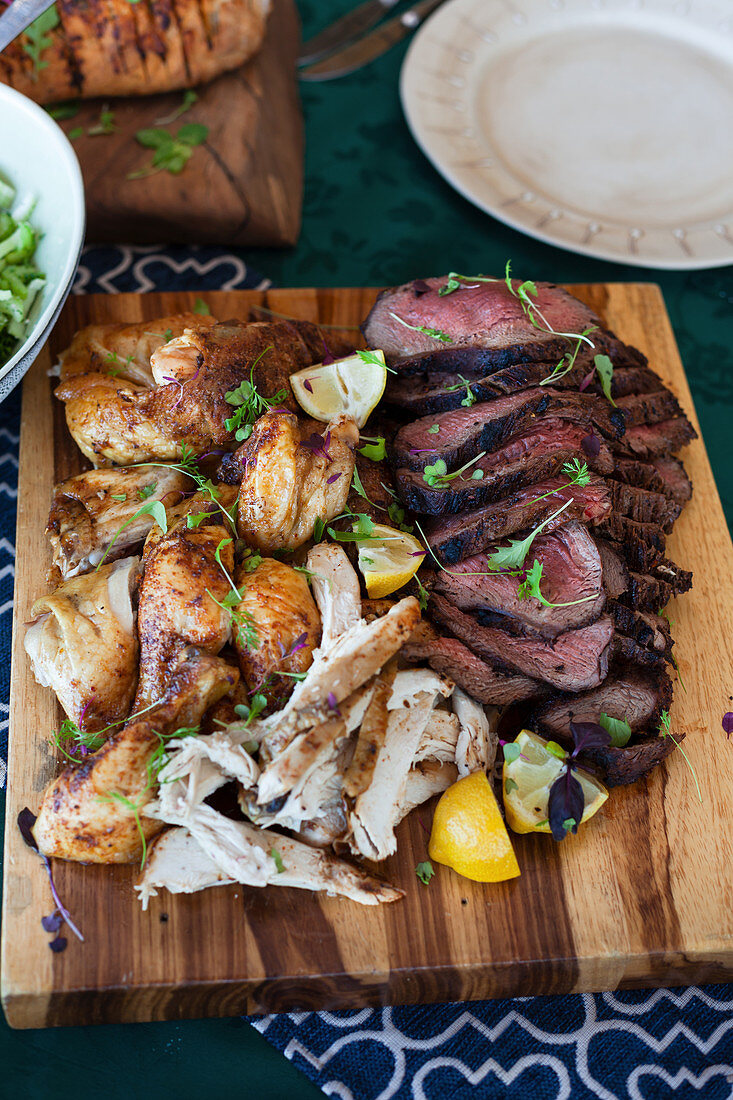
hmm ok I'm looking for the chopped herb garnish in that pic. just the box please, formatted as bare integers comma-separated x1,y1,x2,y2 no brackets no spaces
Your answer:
599,712,632,747
137,482,157,500
46,102,79,121
128,123,209,179
427,424,440,435
223,347,285,442
270,848,285,874
422,452,486,489
110,493,127,502
193,297,210,316
357,435,387,461
388,311,452,344
88,105,117,136
539,327,597,386
527,459,590,504
415,861,434,885
414,575,429,611
155,89,199,126
22,5,59,76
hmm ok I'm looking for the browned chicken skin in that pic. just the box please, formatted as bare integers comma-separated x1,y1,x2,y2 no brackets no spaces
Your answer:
135,522,234,707
0,0,272,104
236,410,359,552
55,319,350,466
232,558,321,706
33,648,238,864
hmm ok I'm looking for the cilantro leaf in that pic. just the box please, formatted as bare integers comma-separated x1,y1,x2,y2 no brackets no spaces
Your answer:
415,861,434,885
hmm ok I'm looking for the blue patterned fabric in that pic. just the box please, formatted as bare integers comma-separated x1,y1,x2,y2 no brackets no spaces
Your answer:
1,246,731,1099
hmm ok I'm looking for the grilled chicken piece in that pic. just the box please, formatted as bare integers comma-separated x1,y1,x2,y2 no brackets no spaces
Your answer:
414,710,461,764
0,0,272,104
154,727,260,824
231,558,321,706
25,557,140,732
141,486,239,558
140,805,403,906
46,467,188,582
236,411,358,553
452,687,498,776
350,669,454,861
55,319,342,467
135,522,234,707
33,648,237,863
396,761,458,823
306,544,362,648
135,828,233,909
258,596,422,761
342,659,397,799
58,313,214,388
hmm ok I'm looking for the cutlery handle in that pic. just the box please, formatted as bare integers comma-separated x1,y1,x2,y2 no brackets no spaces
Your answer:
0,0,56,56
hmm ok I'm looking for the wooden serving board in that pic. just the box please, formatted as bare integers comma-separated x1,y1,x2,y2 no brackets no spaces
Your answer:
3,285,733,1030
53,0,303,247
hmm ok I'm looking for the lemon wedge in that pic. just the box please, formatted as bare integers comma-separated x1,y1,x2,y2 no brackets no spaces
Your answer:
290,349,387,429
502,729,609,835
354,522,425,599
428,772,520,883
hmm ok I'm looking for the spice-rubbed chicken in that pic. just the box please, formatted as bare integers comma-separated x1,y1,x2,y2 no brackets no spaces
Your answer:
46,466,188,583
24,557,141,733
33,648,238,864
0,0,272,104
231,557,321,705
55,319,351,466
135,521,234,708
235,410,359,553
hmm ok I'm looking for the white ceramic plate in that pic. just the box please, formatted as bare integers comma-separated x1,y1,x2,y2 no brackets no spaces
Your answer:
0,84,85,400
400,0,733,269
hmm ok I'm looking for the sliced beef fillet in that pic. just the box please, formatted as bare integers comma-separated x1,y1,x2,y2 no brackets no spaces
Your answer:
613,417,697,458
611,633,669,669
613,390,684,428
426,475,612,565
402,621,545,704
363,276,641,371
434,521,605,638
597,515,667,556
532,667,673,739
595,538,630,599
385,362,663,416
393,388,626,473
608,601,672,655
579,732,677,787
613,456,692,505
395,418,614,516
620,571,674,612
608,480,682,532
430,595,613,692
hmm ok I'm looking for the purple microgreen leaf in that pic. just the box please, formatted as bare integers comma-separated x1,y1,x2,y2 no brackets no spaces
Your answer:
579,367,595,392
49,936,68,953
410,549,427,557
723,712,733,739
569,720,612,755
303,378,313,392
326,471,342,485
17,807,38,850
326,691,341,715
320,338,336,366
41,911,62,933
302,431,331,461
41,855,85,942
289,632,308,656
548,767,585,841
581,432,601,459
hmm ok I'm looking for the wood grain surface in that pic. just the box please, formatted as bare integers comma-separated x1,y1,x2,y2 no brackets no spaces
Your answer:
54,0,303,248
3,285,733,1030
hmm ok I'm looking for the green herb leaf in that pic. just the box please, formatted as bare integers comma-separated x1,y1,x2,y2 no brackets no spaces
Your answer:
414,574,429,611
46,102,79,121
388,311,452,344
427,424,440,435
593,354,617,407
357,436,387,461
96,498,167,570
88,106,117,136
110,493,127,502
504,777,519,794
193,297,210,316
503,742,521,763
270,848,285,873
415,861,434,885
599,712,632,747
137,482,157,500
22,5,59,76
485,499,573,571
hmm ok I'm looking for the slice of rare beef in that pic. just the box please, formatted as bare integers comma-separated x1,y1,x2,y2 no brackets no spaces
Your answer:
613,417,696,458
532,666,673,739
608,480,682,532
394,418,614,516
363,276,640,371
595,538,630,599
579,732,677,787
433,521,605,638
430,594,613,692
425,475,612,565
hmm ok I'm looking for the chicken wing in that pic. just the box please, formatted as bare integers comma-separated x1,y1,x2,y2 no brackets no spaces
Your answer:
46,467,188,582
231,557,321,705
236,411,358,553
33,647,238,863
55,319,348,467
24,557,141,732
135,522,234,707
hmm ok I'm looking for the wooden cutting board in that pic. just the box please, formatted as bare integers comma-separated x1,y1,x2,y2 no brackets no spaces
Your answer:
51,0,303,247
3,285,733,1029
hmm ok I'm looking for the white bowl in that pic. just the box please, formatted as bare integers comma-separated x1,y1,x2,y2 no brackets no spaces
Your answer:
0,84,85,401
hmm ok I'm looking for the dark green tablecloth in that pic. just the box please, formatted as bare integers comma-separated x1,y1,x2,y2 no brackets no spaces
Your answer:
1,1,731,1096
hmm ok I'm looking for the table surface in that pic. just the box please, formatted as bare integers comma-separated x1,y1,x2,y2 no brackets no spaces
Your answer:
1,0,732,1095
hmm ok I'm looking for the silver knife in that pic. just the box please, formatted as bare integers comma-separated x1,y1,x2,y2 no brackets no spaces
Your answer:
299,0,446,81
298,0,401,67
0,0,56,56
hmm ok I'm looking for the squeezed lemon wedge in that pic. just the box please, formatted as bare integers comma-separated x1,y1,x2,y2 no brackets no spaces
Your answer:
290,350,387,428
355,522,425,599
428,771,520,883
502,729,609,835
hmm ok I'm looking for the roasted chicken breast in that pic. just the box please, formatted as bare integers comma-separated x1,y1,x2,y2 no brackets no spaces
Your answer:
55,319,348,466
236,410,358,553
25,557,141,732
0,0,272,104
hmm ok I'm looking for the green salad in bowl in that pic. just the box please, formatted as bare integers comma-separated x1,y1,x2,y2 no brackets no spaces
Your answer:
0,177,46,367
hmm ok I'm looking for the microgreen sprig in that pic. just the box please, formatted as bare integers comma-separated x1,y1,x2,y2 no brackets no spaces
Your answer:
659,709,702,803
539,327,598,386
96,498,168,571
516,559,599,610
422,452,487,488
22,5,59,76
388,311,452,344
128,123,209,180
526,460,590,505
224,347,286,443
